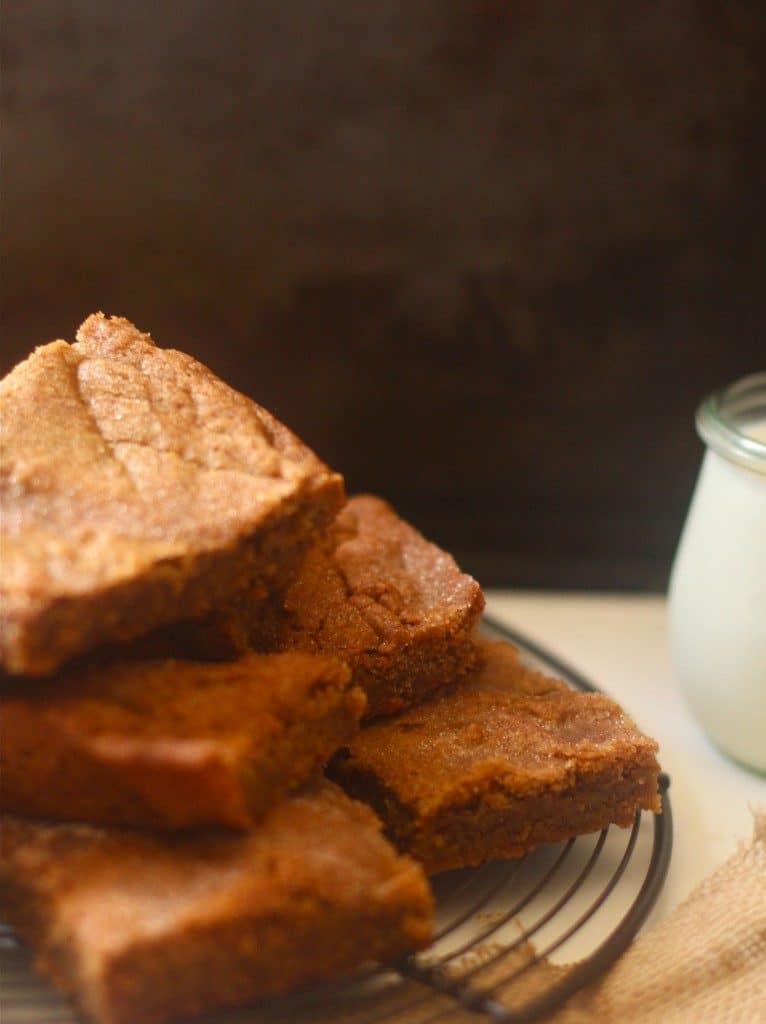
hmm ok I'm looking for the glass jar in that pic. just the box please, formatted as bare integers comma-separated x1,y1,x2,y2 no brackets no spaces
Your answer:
668,372,766,772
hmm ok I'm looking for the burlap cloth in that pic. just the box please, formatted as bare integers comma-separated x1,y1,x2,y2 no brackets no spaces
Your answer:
253,809,766,1024
541,807,766,1023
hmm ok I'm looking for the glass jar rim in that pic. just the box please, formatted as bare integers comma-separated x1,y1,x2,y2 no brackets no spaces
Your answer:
696,371,766,474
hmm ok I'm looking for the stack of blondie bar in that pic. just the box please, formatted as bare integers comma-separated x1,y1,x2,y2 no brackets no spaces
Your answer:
0,315,661,1024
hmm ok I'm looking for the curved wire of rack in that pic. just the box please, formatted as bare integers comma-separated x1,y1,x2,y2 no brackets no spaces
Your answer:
1,617,672,1024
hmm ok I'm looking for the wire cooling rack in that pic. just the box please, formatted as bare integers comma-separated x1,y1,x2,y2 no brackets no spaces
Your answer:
1,617,672,1024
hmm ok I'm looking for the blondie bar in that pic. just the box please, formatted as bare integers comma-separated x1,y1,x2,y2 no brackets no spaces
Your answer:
252,495,484,717
0,781,433,1024
329,641,661,873
1,652,364,829
0,314,344,674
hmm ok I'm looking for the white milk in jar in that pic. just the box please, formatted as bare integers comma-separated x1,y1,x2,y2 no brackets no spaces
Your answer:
668,373,766,772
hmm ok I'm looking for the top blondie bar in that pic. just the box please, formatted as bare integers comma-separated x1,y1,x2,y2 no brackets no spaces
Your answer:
0,314,344,675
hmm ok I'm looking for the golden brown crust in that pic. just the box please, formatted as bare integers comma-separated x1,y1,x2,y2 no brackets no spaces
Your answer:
329,640,661,873
0,314,344,675
251,494,485,717
0,781,433,1024
1,652,365,829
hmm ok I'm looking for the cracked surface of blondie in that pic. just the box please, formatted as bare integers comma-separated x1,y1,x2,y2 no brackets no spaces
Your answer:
0,314,344,674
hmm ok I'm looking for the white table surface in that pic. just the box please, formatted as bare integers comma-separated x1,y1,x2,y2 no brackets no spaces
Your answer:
486,590,766,926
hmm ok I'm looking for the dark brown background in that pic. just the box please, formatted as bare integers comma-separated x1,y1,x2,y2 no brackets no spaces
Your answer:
3,2,765,589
